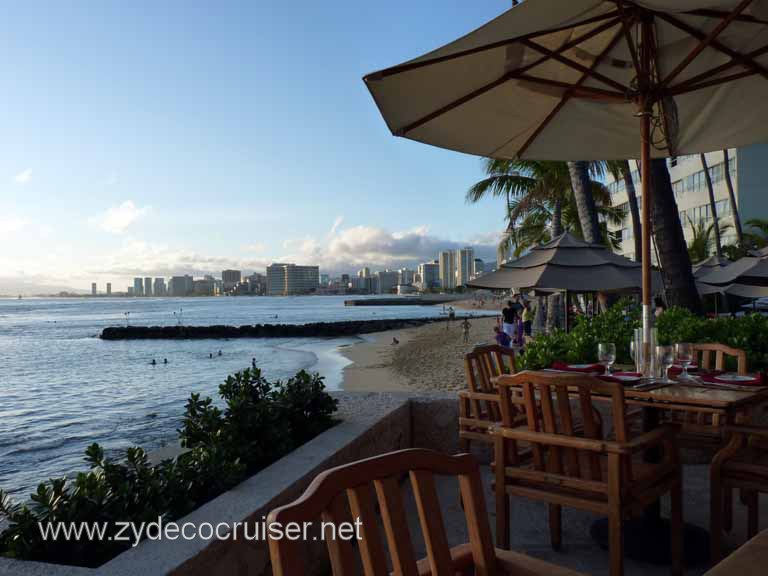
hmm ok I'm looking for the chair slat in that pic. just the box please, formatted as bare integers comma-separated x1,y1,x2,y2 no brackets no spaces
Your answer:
373,477,419,576
322,495,357,576
555,386,581,477
577,388,602,481
458,469,497,576
539,384,564,475
409,470,454,576
347,483,388,576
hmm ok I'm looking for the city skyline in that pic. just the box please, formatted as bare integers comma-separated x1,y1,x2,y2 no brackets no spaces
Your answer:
0,1,511,294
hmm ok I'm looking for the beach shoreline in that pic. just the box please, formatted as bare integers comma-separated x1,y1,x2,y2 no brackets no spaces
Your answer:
340,315,499,393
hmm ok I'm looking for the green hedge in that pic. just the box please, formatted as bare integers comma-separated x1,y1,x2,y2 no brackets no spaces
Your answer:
519,299,768,372
0,368,338,567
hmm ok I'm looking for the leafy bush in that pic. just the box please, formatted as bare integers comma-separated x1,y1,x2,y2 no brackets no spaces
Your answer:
520,299,768,372
0,368,337,567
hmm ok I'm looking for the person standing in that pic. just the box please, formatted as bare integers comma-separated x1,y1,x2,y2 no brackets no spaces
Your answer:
502,300,517,340
461,317,471,343
521,299,533,338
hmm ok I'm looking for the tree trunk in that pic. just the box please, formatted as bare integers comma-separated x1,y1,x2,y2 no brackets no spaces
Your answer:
620,160,642,261
651,159,703,313
723,149,743,246
567,161,601,244
700,154,723,258
551,198,563,237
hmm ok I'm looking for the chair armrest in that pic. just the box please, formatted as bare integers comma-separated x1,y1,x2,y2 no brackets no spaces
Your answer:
623,424,679,454
495,548,589,575
491,426,628,454
459,391,500,403
723,425,768,438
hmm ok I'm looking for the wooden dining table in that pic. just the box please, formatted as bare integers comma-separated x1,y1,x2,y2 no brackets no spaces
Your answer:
491,371,768,565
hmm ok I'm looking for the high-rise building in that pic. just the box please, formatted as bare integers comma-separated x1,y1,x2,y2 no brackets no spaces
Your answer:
91,283,97,296
169,275,193,297
133,277,144,297
221,270,242,293
456,247,474,287
320,273,330,286
144,277,152,297
106,282,112,296
192,278,215,296
472,258,485,279
605,146,768,262
417,261,440,290
375,270,399,294
266,264,320,295
438,251,456,291
357,267,370,278
153,278,166,296
127,286,134,296
397,268,415,286
245,273,266,295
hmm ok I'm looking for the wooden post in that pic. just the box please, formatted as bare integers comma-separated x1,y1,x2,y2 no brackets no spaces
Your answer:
639,17,654,376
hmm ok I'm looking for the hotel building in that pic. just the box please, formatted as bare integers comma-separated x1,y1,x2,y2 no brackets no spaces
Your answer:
606,144,768,262
144,277,152,297
266,263,320,296
438,251,456,290
417,261,440,290
133,277,144,297
456,247,474,287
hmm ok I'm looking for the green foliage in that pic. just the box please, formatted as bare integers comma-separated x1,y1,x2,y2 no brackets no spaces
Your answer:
520,299,768,373
0,369,337,567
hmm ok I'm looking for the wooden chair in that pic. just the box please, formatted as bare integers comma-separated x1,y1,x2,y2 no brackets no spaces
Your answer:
711,425,768,562
267,448,586,576
494,371,683,576
459,345,520,453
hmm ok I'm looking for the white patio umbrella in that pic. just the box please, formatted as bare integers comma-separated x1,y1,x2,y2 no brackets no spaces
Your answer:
364,0,768,372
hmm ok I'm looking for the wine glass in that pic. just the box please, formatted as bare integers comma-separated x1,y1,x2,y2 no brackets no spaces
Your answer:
656,345,675,382
676,342,694,379
598,343,616,375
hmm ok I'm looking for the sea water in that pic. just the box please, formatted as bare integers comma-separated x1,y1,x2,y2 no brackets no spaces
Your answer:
0,295,470,498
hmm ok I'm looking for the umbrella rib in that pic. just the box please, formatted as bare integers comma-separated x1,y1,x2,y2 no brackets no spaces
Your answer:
660,0,755,88
614,0,641,77
682,8,768,25
364,11,622,81
671,68,760,95
509,25,627,159
669,42,768,94
655,11,768,83
519,39,630,93
393,20,626,137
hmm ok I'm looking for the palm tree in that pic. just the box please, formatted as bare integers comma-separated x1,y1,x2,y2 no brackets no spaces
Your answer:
606,160,642,260
650,159,702,313
700,154,723,258
723,149,743,245
567,161,602,244
686,215,732,263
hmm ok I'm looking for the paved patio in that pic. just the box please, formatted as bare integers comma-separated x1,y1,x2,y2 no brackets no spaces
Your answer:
400,463,766,576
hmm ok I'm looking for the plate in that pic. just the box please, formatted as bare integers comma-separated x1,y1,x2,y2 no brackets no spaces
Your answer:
568,364,598,369
715,373,756,382
613,375,641,382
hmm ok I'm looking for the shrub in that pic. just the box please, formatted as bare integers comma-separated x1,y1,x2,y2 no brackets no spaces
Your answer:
0,368,337,567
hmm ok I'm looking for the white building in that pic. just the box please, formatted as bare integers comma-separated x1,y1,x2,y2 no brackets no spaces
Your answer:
375,270,399,294
456,247,474,287
397,268,415,286
606,145,768,262
266,263,320,296
472,258,485,279
438,251,456,291
357,267,370,278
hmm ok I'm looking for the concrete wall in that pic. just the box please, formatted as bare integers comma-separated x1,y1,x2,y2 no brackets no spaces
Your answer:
0,392,458,576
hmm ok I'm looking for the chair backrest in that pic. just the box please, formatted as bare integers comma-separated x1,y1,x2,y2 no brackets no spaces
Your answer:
497,370,627,482
267,449,498,576
692,343,747,374
464,345,516,421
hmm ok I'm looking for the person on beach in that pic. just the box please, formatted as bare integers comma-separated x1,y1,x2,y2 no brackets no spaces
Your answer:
502,300,517,340
391,337,399,345
447,306,455,330
461,317,471,343
494,325,511,347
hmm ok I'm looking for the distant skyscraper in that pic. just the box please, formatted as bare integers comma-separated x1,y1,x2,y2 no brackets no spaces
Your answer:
398,268,415,285
153,278,166,296
417,261,440,290
144,277,152,297
358,267,370,278
375,270,399,294
472,258,485,279
266,264,320,295
222,270,242,293
106,283,112,296
91,282,97,296
320,273,330,285
438,251,456,290
169,275,193,297
456,247,474,287
133,277,144,297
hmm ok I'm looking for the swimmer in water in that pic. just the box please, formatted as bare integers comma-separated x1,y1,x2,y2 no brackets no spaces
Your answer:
251,358,257,368
209,353,213,359
150,359,157,366
163,358,168,364
218,350,222,356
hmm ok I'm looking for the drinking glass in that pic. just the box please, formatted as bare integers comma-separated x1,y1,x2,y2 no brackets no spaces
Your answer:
656,345,675,382
630,339,636,363
676,342,694,379
598,343,616,375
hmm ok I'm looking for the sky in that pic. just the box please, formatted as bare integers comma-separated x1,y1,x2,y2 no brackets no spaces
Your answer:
0,1,514,293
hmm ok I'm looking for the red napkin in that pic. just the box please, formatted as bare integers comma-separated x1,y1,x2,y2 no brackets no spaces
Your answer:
551,362,605,374
698,372,764,386
598,371,642,383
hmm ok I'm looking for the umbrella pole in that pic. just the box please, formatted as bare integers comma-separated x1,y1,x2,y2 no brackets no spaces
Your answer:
639,21,653,377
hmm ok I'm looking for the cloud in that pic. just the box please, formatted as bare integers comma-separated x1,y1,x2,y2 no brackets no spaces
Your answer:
92,201,151,234
243,242,266,253
103,173,119,186
0,215,29,236
329,216,344,237
279,220,499,273
14,169,32,184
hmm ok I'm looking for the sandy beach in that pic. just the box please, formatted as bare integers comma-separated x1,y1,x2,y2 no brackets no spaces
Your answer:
341,315,499,392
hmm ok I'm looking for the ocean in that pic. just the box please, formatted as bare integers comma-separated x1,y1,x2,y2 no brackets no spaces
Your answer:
0,295,474,499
